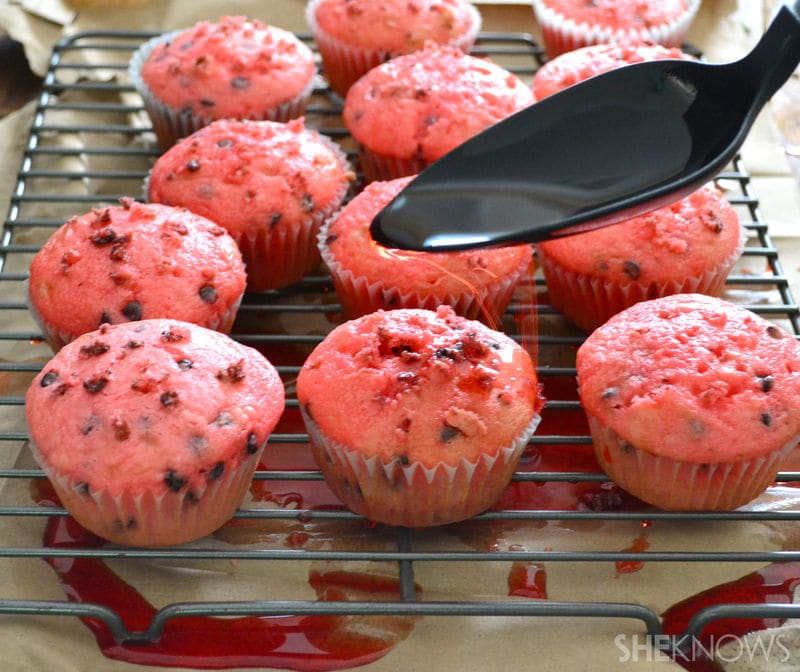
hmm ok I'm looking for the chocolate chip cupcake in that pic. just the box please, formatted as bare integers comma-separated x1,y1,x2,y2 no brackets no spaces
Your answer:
27,199,246,351
25,319,285,546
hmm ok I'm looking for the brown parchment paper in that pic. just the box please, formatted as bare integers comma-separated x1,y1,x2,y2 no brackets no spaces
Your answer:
2,2,800,672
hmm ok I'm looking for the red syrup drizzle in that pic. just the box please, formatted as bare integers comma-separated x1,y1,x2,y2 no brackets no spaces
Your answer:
508,562,548,600
31,479,417,671
660,562,800,672
615,531,651,577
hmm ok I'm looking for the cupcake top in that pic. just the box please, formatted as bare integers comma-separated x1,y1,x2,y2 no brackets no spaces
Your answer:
534,0,694,32
138,16,315,120
343,43,533,162
577,293,800,463
532,42,694,100
25,319,285,497
537,184,743,287
297,306,543,465
321,176,533,299
28,199,246,342
307,0,481,53
147,118,354,241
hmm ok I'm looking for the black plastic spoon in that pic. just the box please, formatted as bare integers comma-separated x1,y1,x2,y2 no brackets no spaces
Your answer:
370,1,800,252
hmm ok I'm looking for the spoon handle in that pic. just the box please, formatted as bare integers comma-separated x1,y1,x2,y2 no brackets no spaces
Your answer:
740,2,800,105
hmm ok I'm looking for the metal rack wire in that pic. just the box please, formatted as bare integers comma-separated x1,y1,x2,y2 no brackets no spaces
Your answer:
2,30,800,668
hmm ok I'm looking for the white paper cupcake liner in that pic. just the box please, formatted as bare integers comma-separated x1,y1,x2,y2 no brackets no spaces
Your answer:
302,408,540,527
531,0,701,58
538,228,745,333
318,219,531,322
306,0,481,97
30,438,264,547
588,415,798,511
27,279,243,352
128,31,315,149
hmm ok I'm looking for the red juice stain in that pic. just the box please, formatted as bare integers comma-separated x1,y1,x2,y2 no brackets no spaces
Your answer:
615,532,650,576
508,561,547,599
31,480,418,671
661,562,800,672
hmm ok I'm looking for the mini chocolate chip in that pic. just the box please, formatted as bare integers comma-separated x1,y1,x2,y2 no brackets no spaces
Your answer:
160,328,184,342
80,415,101,435
300,194,314,212
185,490,199,505
83,376,108,394
761,412,772,427
601,387,618,400
40,371,59,387
397,371,418,383
199,285,218,303
110,243,127,262
113,419,130,441
217,359,245,383
186,159,201,172
621,441,636,453
125,340,143,349
75,481,91,496
398,454,410,466
217,138,234,148
759,375,775,393
165,470,186,492
269,212,282,229
90,227,121,246
440,424,461,443
208,461,225,480
177,359,193,370
122,301,142,321
160,391,179,407
623,260,641,280
200,98,215,107
99,312,113,326
213,411,233,427
246,433,259,454
435,347,461,360
231,76,250,89
766,325,783,339
325,233,338,245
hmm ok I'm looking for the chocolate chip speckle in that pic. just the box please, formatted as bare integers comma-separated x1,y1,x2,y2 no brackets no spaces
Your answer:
767,325,783,339
246,433,259,454
623,260,641,280
177,358,193,370
208,461,225,480
761,412,773,427
160,391,179,407
112,418,130,441
231,76,250,89
40,371,59,387
217,359,245,383
199,285,217,303
187,159,201,172
440,424,462,443
759,375,775,393
122,301,143,321
83,376,108,394
75,481,91,497
164,470,186,492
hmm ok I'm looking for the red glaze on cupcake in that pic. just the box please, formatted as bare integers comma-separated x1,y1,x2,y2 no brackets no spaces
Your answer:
297,306,544,527
25,319,285,546
319,176,533,323
147,118,354,291
343,43,533,182
577,294,800,510
28,199,246,351
306,0,481,96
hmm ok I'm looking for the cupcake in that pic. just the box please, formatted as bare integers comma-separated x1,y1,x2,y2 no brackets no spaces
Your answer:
147,118,354,291
27,198,246,351
25,319,285,546
530,0,701,58
342,43,533,182
306,0,481,97
576,294,800,511
296,306,544,527
129,16,316,148
531,42,695,101
536,183,745,333
319,176,533,323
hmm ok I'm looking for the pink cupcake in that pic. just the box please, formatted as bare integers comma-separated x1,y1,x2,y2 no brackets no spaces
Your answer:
577,294,800,510
306,0,481,97
147,118,354,291
531,42,696,101
530,0,701,58
28,199,246,351
297,306,544,527
536,184,745,333
25,319,285,546
319,176,533,323
343,43,533,182
129,16,316,148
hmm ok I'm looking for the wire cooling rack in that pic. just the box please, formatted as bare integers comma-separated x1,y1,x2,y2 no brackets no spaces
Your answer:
2,29,800,669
